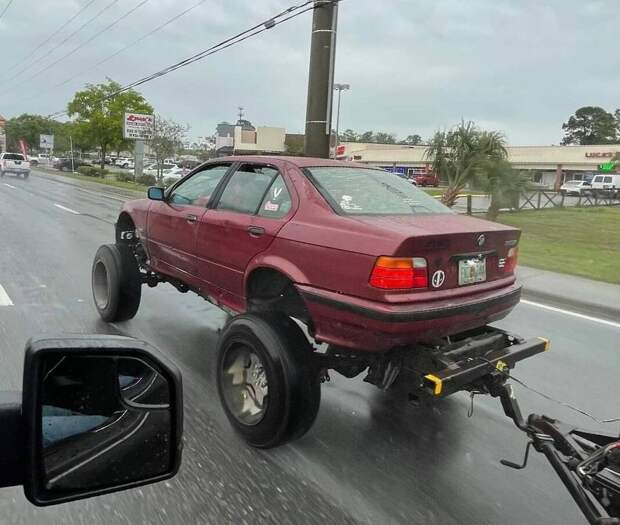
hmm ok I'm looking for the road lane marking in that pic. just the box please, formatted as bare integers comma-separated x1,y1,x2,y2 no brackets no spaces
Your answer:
3,183,16,189
0,285,14,306
520,299,620,329
53,203,80,215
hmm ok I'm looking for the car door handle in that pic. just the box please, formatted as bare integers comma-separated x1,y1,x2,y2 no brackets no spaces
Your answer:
247,226,265,237
185,213,198,223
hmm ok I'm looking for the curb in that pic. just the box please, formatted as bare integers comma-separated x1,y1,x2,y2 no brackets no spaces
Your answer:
520,287,620,323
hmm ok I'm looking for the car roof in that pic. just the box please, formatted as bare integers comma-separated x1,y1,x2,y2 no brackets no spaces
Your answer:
218,155,376,170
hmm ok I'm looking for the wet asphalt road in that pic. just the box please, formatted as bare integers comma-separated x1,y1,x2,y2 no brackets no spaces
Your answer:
0,171,618,525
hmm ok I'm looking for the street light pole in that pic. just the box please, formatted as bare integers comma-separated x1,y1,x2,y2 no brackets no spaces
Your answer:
333,82,349,158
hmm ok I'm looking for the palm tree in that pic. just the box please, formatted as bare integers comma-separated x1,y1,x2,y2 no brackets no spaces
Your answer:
426,121,508,207
471,160,531,220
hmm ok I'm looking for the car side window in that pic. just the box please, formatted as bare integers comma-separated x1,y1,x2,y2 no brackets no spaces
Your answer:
216,165,278,214
603,176,612,183
169,164,230,206
258,175,292,219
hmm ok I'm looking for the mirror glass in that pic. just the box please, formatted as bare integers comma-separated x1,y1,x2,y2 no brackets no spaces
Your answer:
39,355,173,494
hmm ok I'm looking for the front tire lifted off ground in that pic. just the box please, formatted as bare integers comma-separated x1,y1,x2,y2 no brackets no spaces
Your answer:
91,244,142,322
217,313,321,448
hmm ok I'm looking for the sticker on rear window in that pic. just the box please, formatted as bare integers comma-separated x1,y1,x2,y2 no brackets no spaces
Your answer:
264,201,279,211
339,195,362,211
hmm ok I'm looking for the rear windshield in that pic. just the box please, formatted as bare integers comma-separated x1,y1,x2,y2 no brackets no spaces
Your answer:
3,153,25,160
306,167,452,215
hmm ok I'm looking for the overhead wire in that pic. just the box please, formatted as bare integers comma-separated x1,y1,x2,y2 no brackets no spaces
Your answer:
0,0,15,21
3,0,98,73
47,0,335,119
53,0,210,90
0,0,120,88
8,0,152,90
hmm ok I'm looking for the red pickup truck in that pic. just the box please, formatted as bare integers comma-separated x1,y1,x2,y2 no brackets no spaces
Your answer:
92,156,546,447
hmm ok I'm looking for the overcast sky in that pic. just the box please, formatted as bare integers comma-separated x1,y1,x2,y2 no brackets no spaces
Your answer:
1,0,618,145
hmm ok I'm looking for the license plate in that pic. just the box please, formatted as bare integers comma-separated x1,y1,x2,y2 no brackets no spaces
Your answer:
458,258,486,285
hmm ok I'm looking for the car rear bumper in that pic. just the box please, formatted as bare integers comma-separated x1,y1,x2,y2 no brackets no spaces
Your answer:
297,283,522,352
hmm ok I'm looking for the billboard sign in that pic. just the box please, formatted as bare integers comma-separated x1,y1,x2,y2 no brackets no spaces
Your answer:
40,134,54,149
123,112,154,140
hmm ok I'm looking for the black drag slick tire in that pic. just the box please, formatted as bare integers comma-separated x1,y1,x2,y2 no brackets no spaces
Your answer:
217,313,321,448
91,244,141,322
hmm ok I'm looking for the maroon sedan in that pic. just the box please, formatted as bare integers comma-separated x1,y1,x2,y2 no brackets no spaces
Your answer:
92,156,547,447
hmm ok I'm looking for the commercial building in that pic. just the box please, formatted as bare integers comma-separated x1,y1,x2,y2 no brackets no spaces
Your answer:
339,143,620,189
215,119,286,156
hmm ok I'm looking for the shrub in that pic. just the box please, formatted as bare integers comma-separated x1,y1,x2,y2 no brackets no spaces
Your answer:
163,177,178,187
77,166,107,178
116,172,134,182
136,174,156,186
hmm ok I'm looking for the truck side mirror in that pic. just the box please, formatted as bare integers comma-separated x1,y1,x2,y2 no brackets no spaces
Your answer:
21,336,183,506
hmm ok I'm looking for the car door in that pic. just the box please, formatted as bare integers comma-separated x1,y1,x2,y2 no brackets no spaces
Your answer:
194,163,296,304
146,163,232,281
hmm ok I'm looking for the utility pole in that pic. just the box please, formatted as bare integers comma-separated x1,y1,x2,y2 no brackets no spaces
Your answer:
238,106,244,121
333,82,349,157
304,0,338,158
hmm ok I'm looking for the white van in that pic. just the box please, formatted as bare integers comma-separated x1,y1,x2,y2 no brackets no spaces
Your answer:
591,174,620,196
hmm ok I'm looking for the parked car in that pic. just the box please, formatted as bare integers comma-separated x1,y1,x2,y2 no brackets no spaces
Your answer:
560,180,592,196
53,157,89,171
413,172,440,187
90,156,545,450
161,165,189,181
143,163,178,177
591,174,620,196
27,153,51,167
0,152,31,178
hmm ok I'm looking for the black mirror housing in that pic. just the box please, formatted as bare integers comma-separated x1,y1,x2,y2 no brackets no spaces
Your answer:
147,187,165,201
22,335,183,506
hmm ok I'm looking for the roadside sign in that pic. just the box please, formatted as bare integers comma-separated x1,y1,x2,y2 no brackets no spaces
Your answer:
0,133,6,152
598,162,615,173
123,113,154,140
40,134,54,149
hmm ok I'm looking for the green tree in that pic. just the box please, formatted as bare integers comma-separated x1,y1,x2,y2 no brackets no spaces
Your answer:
400,134,423,146
561,106,616,145
149,115,188,180
340,129,359,142
67,80,153,168
4,114,62,151
471,159,531,220
426,120,507,206
359,131,374,142
374,132,396,144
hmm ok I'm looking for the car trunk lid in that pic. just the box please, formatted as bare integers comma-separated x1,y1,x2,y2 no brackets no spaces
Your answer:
355,214,520,290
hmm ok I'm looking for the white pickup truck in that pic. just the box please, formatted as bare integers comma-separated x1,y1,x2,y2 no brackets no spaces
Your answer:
0,152,30,178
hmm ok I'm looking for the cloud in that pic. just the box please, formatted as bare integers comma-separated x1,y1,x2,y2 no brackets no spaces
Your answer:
1,0,617,145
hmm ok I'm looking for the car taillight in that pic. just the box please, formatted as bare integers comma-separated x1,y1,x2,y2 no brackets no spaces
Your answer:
504,247,518,274
369,257,428,289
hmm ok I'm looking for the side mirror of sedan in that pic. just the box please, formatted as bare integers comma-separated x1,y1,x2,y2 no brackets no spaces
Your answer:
17,335,182,506
148,187,165,201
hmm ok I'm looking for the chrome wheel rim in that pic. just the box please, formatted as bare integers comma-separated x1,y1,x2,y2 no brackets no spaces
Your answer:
221,345,268,426
92,260,110,310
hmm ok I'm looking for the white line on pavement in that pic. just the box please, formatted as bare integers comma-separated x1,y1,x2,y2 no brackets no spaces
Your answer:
53,203,80,215
3,183,16,189
520,299,620,329
0,285,14,306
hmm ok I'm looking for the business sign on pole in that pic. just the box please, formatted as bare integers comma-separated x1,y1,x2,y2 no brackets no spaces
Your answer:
40,134,54,149
123,113,154,140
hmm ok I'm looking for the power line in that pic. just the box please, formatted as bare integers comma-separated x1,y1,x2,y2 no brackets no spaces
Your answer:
0,0,119,88
9,0,151,90
3,0,98,73
53,0,209,90
48,0,330,119
0,0,15,21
